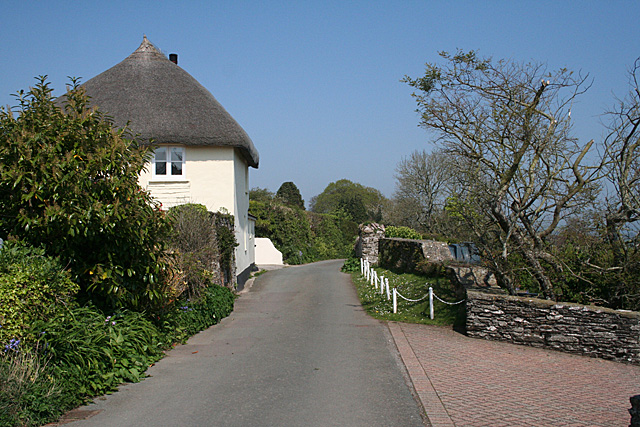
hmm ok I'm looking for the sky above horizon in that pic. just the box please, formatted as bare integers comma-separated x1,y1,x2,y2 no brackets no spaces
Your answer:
2,1,639,206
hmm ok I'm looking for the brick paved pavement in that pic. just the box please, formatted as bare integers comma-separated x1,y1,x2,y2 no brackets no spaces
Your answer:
389,322,640,427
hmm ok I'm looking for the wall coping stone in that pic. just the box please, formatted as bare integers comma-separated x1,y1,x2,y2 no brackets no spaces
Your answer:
467,290,640,320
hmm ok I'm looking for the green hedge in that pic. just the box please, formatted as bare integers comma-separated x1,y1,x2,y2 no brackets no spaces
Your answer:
0,241,79,345
250,200,357,264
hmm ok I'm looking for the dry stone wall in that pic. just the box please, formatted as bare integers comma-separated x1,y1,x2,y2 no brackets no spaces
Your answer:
354,223,385,264
378,237,454,271
466,290,640,364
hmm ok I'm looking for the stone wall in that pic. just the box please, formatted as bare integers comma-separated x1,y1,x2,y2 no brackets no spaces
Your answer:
354,223,385,264
378,237,454,271
466,291,640,364
446,265,503,297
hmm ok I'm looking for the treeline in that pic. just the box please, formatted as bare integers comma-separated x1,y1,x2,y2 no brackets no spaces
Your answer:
250,183,358,264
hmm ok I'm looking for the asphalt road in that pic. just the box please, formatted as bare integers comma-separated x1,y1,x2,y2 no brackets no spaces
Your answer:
68,260,425,426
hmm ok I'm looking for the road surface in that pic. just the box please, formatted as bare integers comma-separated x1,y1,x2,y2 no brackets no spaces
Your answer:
67,260,425,426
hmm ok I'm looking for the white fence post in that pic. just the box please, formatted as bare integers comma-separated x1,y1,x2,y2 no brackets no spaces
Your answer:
360,258,364,275
385,278,391,300
429,286,434,320
393,288,397,314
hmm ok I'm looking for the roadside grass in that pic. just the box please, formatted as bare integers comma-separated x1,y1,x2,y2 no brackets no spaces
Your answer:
351,267,465,327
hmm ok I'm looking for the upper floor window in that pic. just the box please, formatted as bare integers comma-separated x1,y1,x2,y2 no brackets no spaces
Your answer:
153,146,185,179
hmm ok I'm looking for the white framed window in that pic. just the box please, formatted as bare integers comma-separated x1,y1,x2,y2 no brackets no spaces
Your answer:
152,146,186,180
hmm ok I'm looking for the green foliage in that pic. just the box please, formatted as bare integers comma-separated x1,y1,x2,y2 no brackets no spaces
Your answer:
276,181,305,209
157,284,235,345
0,346,60,427
213,212,238,284
166,204,217,299
308,212,357,260
385,225,422,240
251,199,357,264
0,241,79,345
341,257,361,273
250,200,316,264
0,283,235,425
310,179,387,223
249,187,275,202
550,218,640,311
31,306,163,399
0,77,171,310
337,194,368,223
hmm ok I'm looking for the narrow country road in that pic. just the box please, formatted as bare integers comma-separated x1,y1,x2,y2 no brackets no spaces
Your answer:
67,260,425,426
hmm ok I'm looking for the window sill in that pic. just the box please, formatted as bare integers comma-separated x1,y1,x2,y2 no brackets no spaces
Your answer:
149,179,190,184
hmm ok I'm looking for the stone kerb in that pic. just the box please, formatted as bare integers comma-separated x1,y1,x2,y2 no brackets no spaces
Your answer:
466,290,640,364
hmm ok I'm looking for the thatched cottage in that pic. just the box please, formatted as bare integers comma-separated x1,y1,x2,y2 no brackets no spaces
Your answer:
82,36,259,286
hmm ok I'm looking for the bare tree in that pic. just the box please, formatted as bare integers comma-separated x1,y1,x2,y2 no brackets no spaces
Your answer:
603,58,640,264
403,51,601,298
392,148,452,233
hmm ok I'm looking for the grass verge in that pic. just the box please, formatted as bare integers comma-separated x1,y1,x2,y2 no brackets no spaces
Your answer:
350,267,465,327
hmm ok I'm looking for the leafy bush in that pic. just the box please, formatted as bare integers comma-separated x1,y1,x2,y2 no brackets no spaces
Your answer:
0,78,171,310
341,257,361,273
251,200,316,264
31,306,163,399
213,212,238,286
166,204,218,298
0,241,78,345
0,282,236,427
158,284,235,345
385,225,422,240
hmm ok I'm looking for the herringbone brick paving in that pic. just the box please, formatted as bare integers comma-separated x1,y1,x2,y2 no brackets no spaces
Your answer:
389,322,640,427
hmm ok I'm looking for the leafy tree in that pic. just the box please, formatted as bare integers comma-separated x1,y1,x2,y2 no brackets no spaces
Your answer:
249,187,275,202
307,212,357,260
276,181,305,209
0,77,171,309
310,179,387,223
337,194,368,223
404,51,600,298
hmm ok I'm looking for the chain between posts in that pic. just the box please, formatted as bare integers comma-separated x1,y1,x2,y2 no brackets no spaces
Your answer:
359,258,465,319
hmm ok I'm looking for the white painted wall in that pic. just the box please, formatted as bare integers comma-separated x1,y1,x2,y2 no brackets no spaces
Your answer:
139,144,256,282
232,149,253,277
255,238,284,265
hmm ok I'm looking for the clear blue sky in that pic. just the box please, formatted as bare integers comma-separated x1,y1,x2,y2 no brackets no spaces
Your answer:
2,1,638,204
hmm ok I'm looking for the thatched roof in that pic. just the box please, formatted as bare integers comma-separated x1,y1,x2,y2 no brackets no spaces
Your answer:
82,36,259,168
